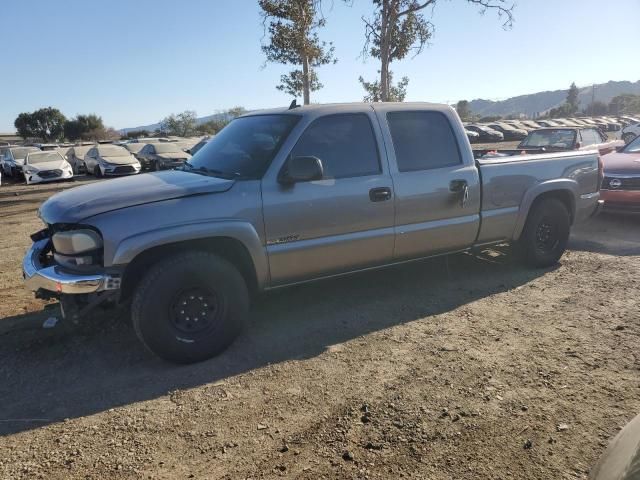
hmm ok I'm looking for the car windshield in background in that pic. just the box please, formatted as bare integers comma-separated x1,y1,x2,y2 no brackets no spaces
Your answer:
624,136,640,153
520,129,576,148
97,145,129,157
73,146,93,157
186,114,300,179
10,147,40,160
153,143,182,154
26,152,63,164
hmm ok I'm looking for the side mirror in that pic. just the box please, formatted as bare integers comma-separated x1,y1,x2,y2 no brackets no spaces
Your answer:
575,142,582,149
279,156,324,184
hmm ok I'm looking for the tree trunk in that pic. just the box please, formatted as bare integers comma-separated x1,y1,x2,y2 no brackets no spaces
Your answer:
379,0,390,102
302,54,310,105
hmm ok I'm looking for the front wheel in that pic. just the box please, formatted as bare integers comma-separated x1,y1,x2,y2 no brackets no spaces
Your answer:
517,198,570,268
131,252,249,364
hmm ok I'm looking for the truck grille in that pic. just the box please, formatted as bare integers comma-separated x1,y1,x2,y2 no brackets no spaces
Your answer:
113,165,135,174
39,169,62,179
602,176,640,191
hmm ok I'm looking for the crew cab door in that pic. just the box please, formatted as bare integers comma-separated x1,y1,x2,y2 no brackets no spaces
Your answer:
373,106,481,260
261,108,394,286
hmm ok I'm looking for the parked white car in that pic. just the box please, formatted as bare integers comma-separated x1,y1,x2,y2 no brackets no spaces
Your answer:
23,151,74,185
84,144,142,177
622,122,640,144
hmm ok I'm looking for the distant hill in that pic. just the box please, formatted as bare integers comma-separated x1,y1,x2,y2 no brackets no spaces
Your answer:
468,80,640,117
119,111,237,135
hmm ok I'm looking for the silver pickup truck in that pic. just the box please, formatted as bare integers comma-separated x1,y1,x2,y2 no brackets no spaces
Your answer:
23,103,602,363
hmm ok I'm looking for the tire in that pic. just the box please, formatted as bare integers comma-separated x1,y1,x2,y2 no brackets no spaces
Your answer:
517,198,570,268
131,251,249,364
93,166,102,178
152,160,161,171
622,133,636,145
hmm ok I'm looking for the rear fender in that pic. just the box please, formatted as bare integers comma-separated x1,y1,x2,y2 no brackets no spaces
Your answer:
512,179,578,241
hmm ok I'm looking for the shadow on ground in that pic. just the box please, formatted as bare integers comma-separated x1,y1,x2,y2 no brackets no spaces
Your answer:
569,213,640,256
0,247,548,436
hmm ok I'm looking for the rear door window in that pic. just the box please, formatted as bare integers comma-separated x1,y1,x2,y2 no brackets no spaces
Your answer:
387,111,462,172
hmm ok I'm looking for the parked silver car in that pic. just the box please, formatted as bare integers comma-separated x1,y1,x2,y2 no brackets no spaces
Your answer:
0,146,41,177
84,144,141,177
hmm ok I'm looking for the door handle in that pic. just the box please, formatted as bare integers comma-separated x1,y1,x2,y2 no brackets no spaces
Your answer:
449,180,469,207
369,187,392,202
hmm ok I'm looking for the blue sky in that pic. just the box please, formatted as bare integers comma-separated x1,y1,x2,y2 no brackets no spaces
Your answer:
1,0,638,131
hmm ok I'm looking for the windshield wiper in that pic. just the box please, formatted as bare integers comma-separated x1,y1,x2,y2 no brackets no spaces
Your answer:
182,163,240,180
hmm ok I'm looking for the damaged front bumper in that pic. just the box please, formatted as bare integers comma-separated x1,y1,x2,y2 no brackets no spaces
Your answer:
23,239,120,295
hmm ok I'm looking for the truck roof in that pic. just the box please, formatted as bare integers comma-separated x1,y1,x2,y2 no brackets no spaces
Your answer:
240,102,452,117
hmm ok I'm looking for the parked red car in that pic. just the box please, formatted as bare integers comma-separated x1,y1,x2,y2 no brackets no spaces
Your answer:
601,136,640,213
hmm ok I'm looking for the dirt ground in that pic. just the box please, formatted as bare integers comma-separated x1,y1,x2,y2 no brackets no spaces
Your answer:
0,176,639,480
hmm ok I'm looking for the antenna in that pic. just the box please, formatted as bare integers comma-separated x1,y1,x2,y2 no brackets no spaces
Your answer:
288,99,299,110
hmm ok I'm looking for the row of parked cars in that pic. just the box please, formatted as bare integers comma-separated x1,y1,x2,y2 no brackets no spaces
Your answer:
463,115,640,144
0,136,209,185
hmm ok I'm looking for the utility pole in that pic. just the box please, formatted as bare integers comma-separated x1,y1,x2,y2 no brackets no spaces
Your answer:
591,84,596,106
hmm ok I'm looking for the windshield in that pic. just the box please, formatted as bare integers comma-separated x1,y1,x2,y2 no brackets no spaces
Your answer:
185,114,300,179
519,129,577,148
10,147,40,160
26,152,64,164
623,136,640,153
97,145,129,157
153,143,182,154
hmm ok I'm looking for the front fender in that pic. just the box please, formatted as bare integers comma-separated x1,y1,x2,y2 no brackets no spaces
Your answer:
111,220,269,290
512,179,578,241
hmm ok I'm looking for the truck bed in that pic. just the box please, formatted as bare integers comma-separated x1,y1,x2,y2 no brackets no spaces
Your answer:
474,150,601,245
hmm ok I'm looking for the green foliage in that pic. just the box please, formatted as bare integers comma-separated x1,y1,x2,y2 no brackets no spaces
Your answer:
566,82,579,113
608,94,640,115
14,107,66,141
159,111,199,137
260,0,337,103
125,130,151,139
64,114,105,141
361,0,514,102
456,100,472,121
359,72,409,102
583,101,608,116
195,107,248,135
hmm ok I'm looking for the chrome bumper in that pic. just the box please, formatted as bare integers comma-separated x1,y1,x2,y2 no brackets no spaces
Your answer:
23,239,119,295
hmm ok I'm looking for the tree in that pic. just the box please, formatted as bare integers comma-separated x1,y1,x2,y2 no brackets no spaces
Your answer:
195,107,248,135
359,71,409,102
125,129,151,139
566,82,579,114
609,94,640,115
455,100,472,121
159,111,198,137
64,114,105,141
14,107,66,141
361,0,514,102
260,0,337,104
584,101,608,116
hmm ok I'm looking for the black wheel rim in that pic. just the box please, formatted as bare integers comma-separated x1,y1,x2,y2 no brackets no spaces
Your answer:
535,217,559,254
169,288,222,335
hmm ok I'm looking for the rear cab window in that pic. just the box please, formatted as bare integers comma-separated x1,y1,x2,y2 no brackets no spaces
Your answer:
386,111,462,172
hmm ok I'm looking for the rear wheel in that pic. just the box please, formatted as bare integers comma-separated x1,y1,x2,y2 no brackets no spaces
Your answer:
131,252,249,364
517,198,570,268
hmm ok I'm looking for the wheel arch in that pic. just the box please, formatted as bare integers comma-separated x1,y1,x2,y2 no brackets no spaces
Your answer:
512,181,577,241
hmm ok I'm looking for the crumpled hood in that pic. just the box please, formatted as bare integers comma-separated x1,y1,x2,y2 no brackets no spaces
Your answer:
39,170,235,224
27,159,68,171
101,155,139,165
602,151,640,175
